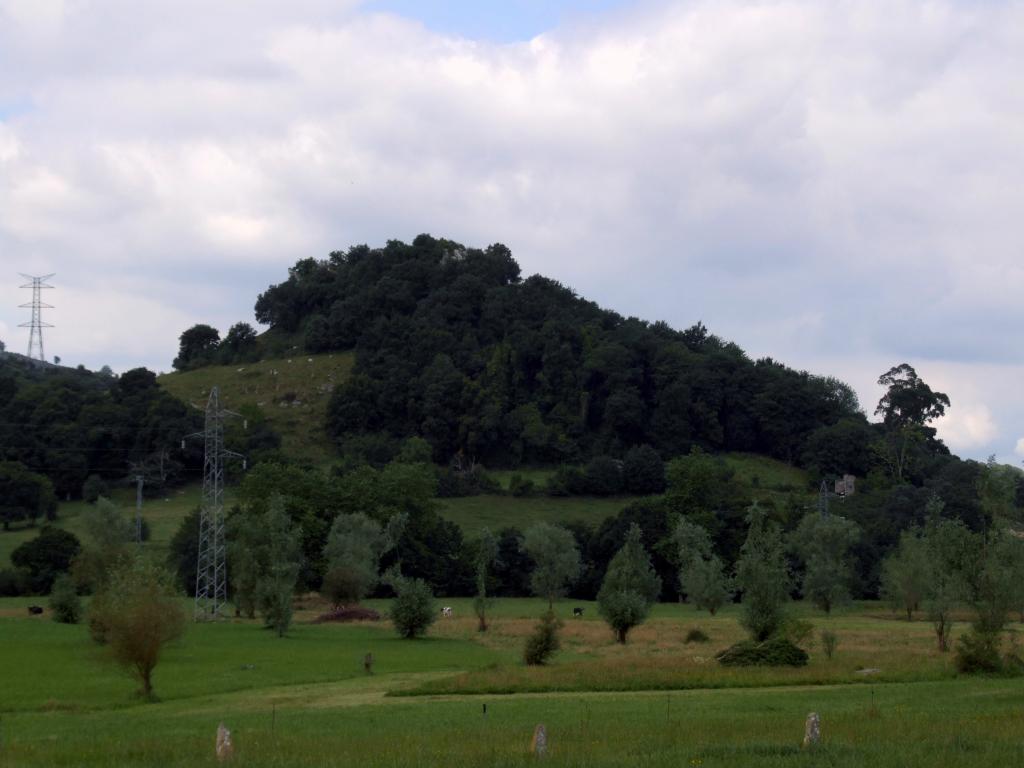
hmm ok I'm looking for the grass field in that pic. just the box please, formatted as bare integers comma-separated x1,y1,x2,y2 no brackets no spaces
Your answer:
2,597,1022,767
157,352,355,465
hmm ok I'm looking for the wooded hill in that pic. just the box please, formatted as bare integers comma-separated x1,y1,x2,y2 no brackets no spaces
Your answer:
217,234,872,472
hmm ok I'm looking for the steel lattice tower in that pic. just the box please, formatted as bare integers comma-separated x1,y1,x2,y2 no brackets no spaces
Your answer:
18,274,55,361
818,480,830,518
189,387,244,621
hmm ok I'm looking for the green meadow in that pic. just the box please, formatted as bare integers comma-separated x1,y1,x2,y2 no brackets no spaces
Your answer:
2,597,1023,767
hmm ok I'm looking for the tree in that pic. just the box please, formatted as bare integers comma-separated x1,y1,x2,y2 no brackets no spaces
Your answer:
673,517,731,615
384,568,437,638
622,444,666,495
72,497,136,591
734,503,791,641
81,474,109,504
524,610,561,665
255,501,303,637
90,558,186,699
322,512,405,606
923,518,978,652
880,528,930,620
597,523,662,643
0,462,58,530
220,322,259,363
472,528,498,632
172,324,220,371
49,573,82,623
523,522,582,608
874,364,950,482
167,508,200,596
11,527,81,594
790,512,861,615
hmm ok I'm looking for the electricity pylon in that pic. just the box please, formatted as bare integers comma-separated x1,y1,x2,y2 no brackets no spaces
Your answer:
18,274,55,361
185,387,245,621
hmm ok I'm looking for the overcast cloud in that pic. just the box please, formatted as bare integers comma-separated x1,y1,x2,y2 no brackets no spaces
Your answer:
0,0,1022,463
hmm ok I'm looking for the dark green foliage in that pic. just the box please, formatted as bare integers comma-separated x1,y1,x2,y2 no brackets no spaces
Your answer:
523,610,562,665
583,456,624,496
385,570,437,639
0,462,57,530
167,507,200,596
622,445,666,494
11,526,81,593
49,573,82,624
790,512,861,615
492,528,532,597
172,324,220,370
717,638,809,667
0,357,201,499
81,474,109,504
955,629,1004,674
684,627,710,644
734,503,791,642
219,322,260,363
0,568,30,596
248,236,862,467
597,523,662,643
508,473,536,497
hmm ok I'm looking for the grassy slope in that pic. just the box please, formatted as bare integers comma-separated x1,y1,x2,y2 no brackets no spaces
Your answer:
2,598,1022,767
157,352,355,466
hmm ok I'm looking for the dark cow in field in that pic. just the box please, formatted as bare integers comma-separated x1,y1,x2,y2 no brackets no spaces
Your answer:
573,607,584,617
27,605,43,615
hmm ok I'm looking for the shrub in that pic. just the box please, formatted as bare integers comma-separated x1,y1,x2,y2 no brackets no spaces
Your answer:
583,456,624,496
524,610,562,665
622,445,666,495
545,466,585,496
11,527,82,594
322,566,367,607
387,571,437,638
49,573,82,624
717,638,809,667
0,567,30,597
684,627,710,644
821,629,838,660
508,474,536,497
81,474,109,504
314,606,382,623
955,629,1004,674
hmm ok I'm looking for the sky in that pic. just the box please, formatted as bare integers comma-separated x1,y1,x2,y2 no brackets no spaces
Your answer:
0,0,1022,464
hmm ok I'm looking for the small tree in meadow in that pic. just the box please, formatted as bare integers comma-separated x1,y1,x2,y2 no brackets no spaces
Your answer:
524,610,562,665
734,503,790,642
674,517,732,615
49,573,82,624
384,568,437,639
523,522,581,608
923,517,977,652
597,524,662,643
322,511,406,607
790,512,860,615
472,527,499,632
89,558,186,699
255,501,303,637
880,528,930,620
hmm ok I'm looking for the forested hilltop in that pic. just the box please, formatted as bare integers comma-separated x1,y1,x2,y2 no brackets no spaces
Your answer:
230,234,871,470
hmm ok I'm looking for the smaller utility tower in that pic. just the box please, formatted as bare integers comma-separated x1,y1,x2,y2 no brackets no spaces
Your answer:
18,273,55,361
185,387,245,621
818,480,830,518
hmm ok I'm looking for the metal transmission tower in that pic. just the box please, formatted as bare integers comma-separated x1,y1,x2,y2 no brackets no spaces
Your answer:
818,480,830,518
18,274,55,361
186,387,245,621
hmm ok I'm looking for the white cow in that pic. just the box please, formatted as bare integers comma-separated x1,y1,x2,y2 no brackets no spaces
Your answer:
442,606,453,618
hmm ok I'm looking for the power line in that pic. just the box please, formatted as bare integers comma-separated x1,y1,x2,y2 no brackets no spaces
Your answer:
18,274,55,361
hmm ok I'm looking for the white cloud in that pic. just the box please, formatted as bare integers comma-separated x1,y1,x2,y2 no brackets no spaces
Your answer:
0,0,1021,460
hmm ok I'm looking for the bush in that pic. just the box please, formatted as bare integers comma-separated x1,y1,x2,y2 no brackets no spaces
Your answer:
81,474,109,504
437,465,501,497
314,606,382,623
545,466,585,496
684,627,710,644
0,567,30,596
583,456,624,496
622,445,666,495
524,610,562,665
11,526,82,594
717,638,809,667
821,629,838,660
387,572,437,638
955,629,1004,674
508,473,536,497
49,573,82,624
322,566,367,607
